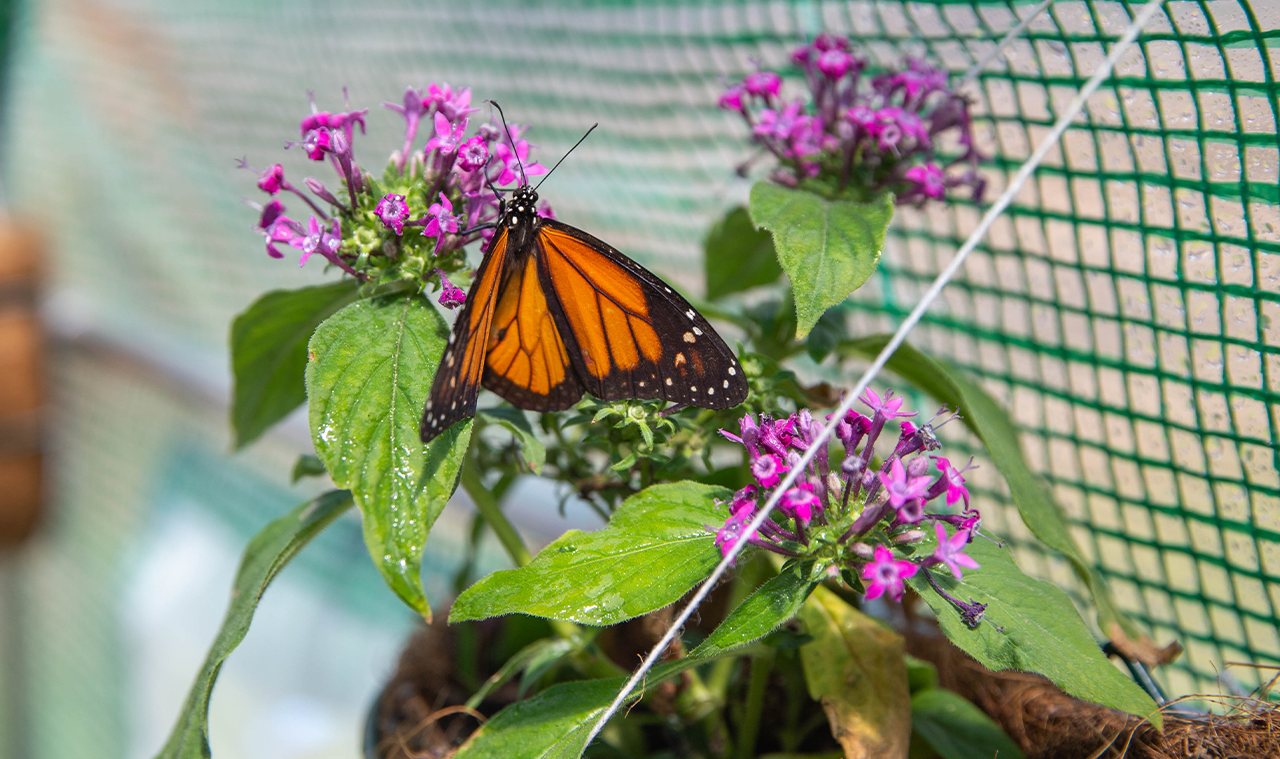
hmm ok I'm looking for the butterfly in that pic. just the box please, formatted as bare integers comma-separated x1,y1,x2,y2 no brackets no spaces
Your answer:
420,134,748,443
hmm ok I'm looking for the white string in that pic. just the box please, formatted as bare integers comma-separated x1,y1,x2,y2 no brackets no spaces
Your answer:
584,0,1168,748
958,0,1057,89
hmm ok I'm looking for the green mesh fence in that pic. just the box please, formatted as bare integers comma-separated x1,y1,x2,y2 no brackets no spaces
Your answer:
3,2,1279,749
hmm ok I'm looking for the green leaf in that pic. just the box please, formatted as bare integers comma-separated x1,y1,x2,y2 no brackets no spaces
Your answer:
154,490,353,759
839,336,1147,649
798,585,912,759
290,454,327,483
904,654,939,694
465,638,575,709
691,560,818,658
906,538,1160,726
451,482,729,626
453,660,700,759
748,182,894,339
910,688,1026,759
704,205,782,300
478,407,546,474
306,294,473,619
230,280,360,448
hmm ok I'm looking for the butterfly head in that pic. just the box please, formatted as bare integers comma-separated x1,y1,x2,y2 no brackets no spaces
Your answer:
503,185,540,228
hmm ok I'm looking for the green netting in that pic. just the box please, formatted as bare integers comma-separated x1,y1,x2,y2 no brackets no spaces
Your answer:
3,0,1278,739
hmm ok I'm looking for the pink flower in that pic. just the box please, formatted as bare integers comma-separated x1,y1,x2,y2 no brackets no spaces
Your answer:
932,523,979,580
374,193,410,235
425,111,467,154
714,508,758,558
435,269,466,309
492,137,547,187
751,454,788,489
861,545,918,602
293,216,341,268
456,135,490,171
905,163,946,201
860,388,913,421
718,85,746,111
537,202,556,220
742,71,781,97
878,458,931,510
933,456,970,508
256,164,285,194
301,128,331,161
817,49,855,79
426,82,479,121
424,193,461,250
779,484,819,524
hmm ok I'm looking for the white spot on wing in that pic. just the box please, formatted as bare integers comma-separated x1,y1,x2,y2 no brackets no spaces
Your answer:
728,367,736,376
693,327,702,336
723,380,729,388
685,309,695,320
683,332,695,343
665,378,672,386
708,388,714,395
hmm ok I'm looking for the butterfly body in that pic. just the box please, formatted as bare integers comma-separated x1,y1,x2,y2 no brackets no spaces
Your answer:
421,184,747,443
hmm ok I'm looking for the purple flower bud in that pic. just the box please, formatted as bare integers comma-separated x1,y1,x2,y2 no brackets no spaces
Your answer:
537,202,556,220
813,33,849,53
849,542,874,560
304,177,343,208
893,529,926,544
375,193,411,235
328,128,350,156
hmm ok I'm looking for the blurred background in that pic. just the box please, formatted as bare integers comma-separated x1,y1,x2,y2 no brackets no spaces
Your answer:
0,1,1277,758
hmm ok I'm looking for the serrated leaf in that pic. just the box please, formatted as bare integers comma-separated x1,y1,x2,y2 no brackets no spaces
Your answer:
154,490,353,759
306,294,473,619
748,182,893,339
704,205,783,300
230,280,360,448
453,659,701,759
906,538,1160,726
911,688,1026,759
839,336,1150,652
478,407,546,474
799,585,912,759
691,560,818,658
451,482,729,626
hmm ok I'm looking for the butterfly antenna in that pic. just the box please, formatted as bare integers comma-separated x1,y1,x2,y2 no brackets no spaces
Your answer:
487,100,527,186
535,123,598,192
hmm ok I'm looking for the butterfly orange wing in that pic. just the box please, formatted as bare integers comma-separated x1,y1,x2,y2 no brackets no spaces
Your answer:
420,230,511,442
481,252,585,411
535,220,748,409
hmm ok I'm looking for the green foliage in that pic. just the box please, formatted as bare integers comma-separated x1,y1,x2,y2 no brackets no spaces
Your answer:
840,335,1145,646
453,660,702,759
306,294,473,618
229,280,359,448
478,407,546,474
906,538,1160,726
748,182,894,339
691,560,819,658
451,482,728,625
910,688,1026,759
290,454,327,482
154,490,353,759
704,205,781,301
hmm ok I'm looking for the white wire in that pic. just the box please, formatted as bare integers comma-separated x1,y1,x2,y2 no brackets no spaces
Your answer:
958,0,1057,89
583,0,1168,748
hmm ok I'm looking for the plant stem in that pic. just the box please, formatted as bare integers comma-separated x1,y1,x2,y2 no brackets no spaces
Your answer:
460,457,532,567
737,648,775,759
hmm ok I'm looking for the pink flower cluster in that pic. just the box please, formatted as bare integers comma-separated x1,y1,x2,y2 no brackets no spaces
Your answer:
720,35,985,205
716,389,988,621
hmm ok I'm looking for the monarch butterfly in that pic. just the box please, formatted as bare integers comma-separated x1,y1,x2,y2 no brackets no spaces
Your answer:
420,121,749,443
